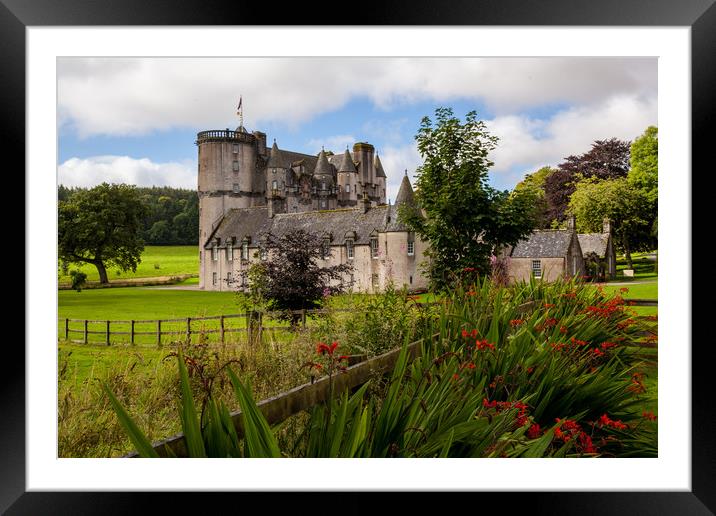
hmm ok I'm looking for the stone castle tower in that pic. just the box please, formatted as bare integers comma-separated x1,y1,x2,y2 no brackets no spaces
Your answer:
196,125,388,248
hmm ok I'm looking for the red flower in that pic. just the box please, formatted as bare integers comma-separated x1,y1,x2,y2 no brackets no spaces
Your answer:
560,325,568,334
599,413,628,430
544,303,555,308
316,342,329,354
619,287,629,293
461,329,469,338
527,423,541,439
510,319,524,326
642,411,657,421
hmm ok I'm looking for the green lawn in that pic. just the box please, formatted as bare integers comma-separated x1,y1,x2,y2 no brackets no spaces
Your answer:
613,251,658,281
59,245,199,283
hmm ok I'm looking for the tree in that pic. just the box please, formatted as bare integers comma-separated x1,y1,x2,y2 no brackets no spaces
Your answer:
400,107,538,289
568,176,653,269
545,138,631,223
58,183,148,284
513,166,556,228
628,126,658,205
251,229,353,323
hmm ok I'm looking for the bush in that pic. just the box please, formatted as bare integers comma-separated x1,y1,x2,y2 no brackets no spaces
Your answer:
69,270,87,292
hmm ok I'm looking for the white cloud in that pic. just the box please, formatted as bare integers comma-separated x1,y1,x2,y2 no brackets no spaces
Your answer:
58,156,197,189
379,144,423,202
486,94,658,187
58,57,656,138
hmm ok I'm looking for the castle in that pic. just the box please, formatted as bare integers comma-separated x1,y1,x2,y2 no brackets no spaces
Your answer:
197,125,428,293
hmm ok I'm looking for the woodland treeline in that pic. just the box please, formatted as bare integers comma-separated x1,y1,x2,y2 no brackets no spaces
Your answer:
58,185,199,245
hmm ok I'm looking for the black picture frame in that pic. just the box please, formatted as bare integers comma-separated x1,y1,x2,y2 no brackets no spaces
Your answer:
5,0,712,513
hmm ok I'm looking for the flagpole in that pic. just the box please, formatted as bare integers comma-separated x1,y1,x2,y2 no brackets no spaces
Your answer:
237,95,243,129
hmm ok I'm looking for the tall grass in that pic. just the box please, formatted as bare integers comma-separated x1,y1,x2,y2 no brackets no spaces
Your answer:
106,276,657,458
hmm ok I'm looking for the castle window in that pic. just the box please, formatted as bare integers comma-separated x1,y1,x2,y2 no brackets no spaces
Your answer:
241,240,249,261
212,244,218,261
227,242,233,261
346,184,350,193
233,183,240,193
370,237,379,259
226,271,232,284
272,180,278,190
338,185,342,193
320,199,327,209
407,240,415,256
409,275,413,285
233,161,239,172
321,182,326,190
371,274,379,289
532,260,542,278
260,246,268,261
233,144,239,154
346,239,354,260
321,238,331,259
212,272,217,286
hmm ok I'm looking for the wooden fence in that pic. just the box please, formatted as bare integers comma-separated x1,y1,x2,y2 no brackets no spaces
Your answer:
60,307,358,346
60,298,657,347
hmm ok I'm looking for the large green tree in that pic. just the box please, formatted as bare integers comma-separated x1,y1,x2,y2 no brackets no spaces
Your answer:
58,183,148,284
401,107,538,289
628,125,658,204
513,166,556,228
568,176,652,269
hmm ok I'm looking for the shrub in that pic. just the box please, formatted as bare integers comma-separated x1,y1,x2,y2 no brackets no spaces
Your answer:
69,270,87,292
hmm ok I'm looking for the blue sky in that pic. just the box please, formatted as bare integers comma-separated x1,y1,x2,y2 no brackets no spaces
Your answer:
58,57,657,201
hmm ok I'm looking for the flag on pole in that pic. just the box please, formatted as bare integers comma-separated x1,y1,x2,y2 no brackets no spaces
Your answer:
237,96,242,114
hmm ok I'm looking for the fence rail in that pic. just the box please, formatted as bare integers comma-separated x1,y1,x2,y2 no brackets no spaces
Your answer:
59,298,656,347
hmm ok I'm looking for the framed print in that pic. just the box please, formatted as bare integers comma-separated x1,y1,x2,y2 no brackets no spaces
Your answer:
5,0,714,512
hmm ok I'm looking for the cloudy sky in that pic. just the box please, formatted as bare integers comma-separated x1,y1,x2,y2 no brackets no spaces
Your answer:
58,57,657,201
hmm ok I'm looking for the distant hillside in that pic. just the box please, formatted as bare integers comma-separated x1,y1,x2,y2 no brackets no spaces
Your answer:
58,185,199,245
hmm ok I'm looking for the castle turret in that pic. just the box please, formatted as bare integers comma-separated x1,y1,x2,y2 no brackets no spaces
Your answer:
337,147,358,206
314,149,335,209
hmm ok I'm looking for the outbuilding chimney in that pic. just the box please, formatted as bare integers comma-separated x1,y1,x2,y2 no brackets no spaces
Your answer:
602,217,611,234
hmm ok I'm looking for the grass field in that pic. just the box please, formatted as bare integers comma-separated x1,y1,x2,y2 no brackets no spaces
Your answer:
59,246,198,283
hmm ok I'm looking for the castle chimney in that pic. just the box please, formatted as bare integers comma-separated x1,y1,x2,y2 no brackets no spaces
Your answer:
361,192,370,214
567,214,576,231
602,217,611,234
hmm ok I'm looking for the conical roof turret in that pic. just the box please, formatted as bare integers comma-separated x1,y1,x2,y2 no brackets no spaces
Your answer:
374,154,386,178
314,148,332,176
394,171,415,206
338,148,357,173
267,140,288,169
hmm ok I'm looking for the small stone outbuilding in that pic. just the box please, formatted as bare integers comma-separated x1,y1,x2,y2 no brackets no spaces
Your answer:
577,218,616,280
507,216,585,283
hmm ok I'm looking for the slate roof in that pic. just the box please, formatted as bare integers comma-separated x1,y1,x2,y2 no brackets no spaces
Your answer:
374,154,386,178
205,205,395,248
394,174,415,206
578,233,609,258
337,149,358,173
510,230,574,258
266,141,317,171
314,150,333,177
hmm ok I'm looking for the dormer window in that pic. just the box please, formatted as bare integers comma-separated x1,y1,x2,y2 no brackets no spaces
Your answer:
212,243,218,261
407,233,415,256
346,239,354,260
241,239,250,261
227,241,233,261
322,238,331,259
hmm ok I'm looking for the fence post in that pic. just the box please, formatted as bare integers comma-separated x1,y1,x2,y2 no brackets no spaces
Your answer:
186,318,191,344
157,320,162,346
84,320,88,344
246,311,252,344
220,315,225,344
65,318,69,340
130,320,135,345
301,309,307,328
106,320,110,346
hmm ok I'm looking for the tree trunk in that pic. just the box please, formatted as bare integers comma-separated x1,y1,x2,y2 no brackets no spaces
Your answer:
623,240,633,270
94,260,109,284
